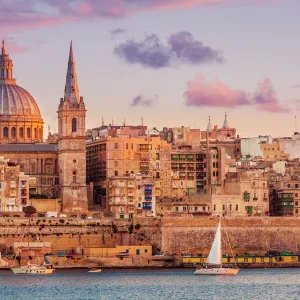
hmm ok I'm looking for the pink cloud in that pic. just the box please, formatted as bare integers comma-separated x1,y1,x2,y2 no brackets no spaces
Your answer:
184,75,250,107
254,78,290,113
0,0,281,35
184,75,290,113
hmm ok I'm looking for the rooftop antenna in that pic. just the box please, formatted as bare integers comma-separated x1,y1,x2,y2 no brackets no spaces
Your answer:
101,117,104,126
123,118,126,126
141,117,144,126
48,125,51,135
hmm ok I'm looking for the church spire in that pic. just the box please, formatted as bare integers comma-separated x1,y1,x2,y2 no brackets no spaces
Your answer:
206,116,213,131
64,41,80,104
222,112,230,129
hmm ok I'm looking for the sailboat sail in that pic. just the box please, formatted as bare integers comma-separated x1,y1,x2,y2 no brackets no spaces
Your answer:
207,221,222,265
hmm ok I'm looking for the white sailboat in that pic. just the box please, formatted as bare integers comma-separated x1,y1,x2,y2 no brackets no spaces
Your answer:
194,219,239,275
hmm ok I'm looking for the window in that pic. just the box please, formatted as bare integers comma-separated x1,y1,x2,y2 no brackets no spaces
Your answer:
202,207,206,212
296,184,299,189
183,207,187,212
236,204,238,211
296,193,299,198
194,207,198,212
19,127,24,138
71,118,77,132
214,205,216,211
296,209,299,214
144,249,148,253
175,207,179,212
73,176,77,183
34,128,37,138
126,143,128,150
27,127,31,138
229,204,232,211
3,127,8,138
222,205,225,211
11,127,16,138
213,171,215,176
114,143,119,150
295,201,298,206
114,171,118,176
114,161,118,167
213,162,215,168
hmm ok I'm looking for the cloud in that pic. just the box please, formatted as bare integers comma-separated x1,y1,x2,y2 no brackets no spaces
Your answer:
110,28,127,39
184,75,289,113
0,1,280,35
168,31,223,64
114,34,172,68
184,75,250,107
254,78,290,113
114,32,222,68
130,95,154,107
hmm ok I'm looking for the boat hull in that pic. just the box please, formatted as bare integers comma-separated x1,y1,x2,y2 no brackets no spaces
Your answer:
88,269,102,273
11,267,55,275
194,268,239,275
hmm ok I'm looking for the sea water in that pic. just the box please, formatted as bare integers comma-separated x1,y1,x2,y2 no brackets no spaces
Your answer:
0,268,299,300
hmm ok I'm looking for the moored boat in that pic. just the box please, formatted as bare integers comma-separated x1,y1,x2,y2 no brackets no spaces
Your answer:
11,264,55,275
88,267,102,273
194,219,239,275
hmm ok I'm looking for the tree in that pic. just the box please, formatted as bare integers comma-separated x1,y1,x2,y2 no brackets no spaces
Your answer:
23,206,37,217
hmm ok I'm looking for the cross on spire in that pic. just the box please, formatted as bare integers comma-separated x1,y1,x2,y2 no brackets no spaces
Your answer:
1,40,5,55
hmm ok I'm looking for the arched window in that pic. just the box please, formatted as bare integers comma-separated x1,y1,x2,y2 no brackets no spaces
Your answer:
19,127,24,138
11,127,16,138
27,127,31,138
72,118,77,132
1,69,4,79
73,176,77,184
34,128,37,139
6,69,9,78
3,127,8,138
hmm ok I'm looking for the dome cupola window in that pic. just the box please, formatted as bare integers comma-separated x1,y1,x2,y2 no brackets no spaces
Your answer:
3,127,8,138
27,128,31,138
19,127,24,138
11,127,16,138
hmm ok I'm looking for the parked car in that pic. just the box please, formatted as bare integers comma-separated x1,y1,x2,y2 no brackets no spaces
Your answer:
56,252,65,257
59,214,67,218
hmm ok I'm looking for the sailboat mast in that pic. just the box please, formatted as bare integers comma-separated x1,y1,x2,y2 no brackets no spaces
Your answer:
220,218,222,268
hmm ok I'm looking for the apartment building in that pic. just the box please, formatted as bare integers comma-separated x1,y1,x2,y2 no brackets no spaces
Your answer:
170,145,225,198
86,136,171,209
0,157,30,212
107,174,155,218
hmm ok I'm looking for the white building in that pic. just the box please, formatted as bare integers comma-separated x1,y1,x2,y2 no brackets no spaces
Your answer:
241,136,273,157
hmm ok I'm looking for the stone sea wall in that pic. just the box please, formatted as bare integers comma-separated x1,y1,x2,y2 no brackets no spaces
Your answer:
1,217,300,257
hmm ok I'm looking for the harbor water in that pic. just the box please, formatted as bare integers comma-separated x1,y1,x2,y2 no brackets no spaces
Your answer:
0,268,300,300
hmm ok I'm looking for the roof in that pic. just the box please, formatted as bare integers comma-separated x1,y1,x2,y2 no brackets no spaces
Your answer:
0,143,58,152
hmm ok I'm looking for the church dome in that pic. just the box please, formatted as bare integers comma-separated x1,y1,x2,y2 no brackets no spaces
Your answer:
0,40,44,143
0,83,41,118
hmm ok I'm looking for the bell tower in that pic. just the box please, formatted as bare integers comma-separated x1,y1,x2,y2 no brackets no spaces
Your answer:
58,41,87,212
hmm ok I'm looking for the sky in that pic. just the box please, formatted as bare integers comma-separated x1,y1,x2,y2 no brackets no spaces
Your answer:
0,0,299,138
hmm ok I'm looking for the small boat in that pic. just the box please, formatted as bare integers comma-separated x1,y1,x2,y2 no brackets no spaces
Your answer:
11,263,55,275
88,267,102,273
194,219,239,275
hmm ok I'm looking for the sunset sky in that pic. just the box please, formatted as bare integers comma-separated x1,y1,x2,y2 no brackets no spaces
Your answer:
1,0,299,138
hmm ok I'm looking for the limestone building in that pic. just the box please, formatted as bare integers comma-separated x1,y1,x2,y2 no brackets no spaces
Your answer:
0,40,87,212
